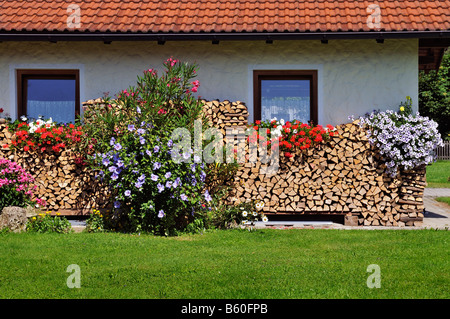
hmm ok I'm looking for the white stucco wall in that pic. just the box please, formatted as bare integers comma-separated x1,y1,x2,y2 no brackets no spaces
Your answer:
0,39,418,126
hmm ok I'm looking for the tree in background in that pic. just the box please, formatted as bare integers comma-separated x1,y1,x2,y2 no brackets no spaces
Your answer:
419,49,450,141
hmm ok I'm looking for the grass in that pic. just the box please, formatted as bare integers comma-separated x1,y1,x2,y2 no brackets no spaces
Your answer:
426,160,450,188
436,197,450,207
0,229,448,299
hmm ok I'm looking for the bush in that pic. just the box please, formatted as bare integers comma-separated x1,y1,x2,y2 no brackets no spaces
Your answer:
0,158,44,211
26,211,71,233
82,58,221,235
419,50,450,140
358,97,444,177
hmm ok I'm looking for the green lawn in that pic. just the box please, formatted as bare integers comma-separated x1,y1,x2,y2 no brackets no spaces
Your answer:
0,229,448,299
426,160,450,188
436,197,450,207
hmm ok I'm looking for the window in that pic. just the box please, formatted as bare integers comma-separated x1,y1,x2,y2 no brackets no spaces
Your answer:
253,70,318,124
17,69,80,123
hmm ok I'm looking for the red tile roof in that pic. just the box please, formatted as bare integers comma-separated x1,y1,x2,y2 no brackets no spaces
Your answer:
0,0,449,34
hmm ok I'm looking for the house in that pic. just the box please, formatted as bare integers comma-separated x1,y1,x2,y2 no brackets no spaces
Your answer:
0,0,449,126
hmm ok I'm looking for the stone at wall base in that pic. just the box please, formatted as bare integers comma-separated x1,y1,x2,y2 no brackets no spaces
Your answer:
0,206,28,232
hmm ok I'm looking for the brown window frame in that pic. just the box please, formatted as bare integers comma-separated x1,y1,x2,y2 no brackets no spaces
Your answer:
253,70,318,125
17,69,80,121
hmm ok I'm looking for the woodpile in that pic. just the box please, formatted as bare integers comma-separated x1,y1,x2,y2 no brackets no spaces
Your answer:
202,100,249,136
209,110,426,227
0,124,110,215
0,124,14,160
1,99,427,226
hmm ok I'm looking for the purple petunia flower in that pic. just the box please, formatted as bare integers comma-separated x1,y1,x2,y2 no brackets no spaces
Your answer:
140,136,146,145
204,189,212,202
136,106,141,114
165,172,171,179
114,201,121,208
146,149,152,157
153,162,161,170
158,210,165,218
135,181,144,189
114,143,122,151
128,124,135,131
154,145,160,153
124,190,131,197
137,128,145,135
180,194,188,201
151,174,158,181
157,183,164,193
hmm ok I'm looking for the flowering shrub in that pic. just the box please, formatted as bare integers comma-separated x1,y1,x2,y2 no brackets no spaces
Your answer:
6,117,83,153
357,97,444,177
95,126,211,235
82,57,206,157
84,58,216,235
247,118,337,158
0,158,45,211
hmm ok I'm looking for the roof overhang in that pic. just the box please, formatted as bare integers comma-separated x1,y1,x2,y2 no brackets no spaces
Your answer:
1,30,448,71
0,30,450,42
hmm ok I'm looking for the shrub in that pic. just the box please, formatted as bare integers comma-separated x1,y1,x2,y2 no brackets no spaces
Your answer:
81,57,207,157
83,58,218,235
94,127,210,235
419,50,450,140
26,211,71,233
357,97,444,177
0,158,45,211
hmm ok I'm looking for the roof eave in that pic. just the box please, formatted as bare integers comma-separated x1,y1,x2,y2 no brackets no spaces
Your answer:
1,30,450,42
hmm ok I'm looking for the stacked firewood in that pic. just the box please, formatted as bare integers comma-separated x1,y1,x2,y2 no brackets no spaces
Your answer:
202,100,249,136
0,123,110,214
12,149,110,213
224,120,426,227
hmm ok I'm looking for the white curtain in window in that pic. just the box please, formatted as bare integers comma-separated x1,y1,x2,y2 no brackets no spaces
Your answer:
27,100,75,123
262,97,310,123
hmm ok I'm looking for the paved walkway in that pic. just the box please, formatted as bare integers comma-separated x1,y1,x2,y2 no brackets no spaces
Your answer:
422,188,450,230
423,188,450,197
